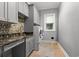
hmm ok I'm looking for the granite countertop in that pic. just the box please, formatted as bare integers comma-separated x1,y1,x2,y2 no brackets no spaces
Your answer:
0,32,33,47
0,36,26,46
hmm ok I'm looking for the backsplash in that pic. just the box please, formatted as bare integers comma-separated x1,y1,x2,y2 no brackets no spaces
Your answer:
0,23,11,34
0,22,24,34
0,22,25,41
9,22,24,33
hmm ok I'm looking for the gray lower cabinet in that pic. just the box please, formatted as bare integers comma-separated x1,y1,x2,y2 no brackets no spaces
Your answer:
12,41,26,57
30,37,34,51
29,38,33,54
0,47,1,57
4,39,24,52
26,37,34,57
3,49,12,57
26,38,30,56
0,39,25,57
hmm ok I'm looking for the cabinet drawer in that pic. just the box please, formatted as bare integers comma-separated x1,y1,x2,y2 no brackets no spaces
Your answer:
4,39,24,52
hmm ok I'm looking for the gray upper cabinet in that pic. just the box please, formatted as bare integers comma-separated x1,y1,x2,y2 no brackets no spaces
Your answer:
19,2,29,17
24,3,29,17
24,4,40,32
0,2,18,23
7,2,18,23
0,2,7,21
24,4,33,32
19,2,24,14
34,6,39,24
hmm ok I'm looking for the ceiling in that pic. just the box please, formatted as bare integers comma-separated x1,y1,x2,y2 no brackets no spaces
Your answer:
30,2,61,10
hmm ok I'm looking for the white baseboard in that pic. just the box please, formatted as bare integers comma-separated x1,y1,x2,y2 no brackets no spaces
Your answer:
57,42,69,57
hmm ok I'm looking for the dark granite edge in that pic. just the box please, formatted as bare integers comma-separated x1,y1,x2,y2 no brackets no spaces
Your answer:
0,32,33,36
0,36,26,47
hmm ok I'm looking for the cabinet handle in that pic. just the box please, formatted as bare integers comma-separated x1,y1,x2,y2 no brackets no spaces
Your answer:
7,2,8,21
4,3,5,19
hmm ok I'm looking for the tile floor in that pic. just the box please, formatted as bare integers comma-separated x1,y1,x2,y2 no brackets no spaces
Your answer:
30,40,65,57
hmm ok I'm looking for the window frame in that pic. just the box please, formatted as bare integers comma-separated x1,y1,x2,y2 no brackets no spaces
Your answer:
44,13,55,31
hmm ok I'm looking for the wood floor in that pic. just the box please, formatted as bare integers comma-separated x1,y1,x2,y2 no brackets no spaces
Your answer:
30,40,65,57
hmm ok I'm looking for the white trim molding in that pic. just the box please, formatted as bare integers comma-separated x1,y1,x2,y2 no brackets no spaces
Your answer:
57,42,69,57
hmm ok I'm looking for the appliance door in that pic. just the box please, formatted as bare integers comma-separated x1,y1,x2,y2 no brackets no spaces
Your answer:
33,26,40,51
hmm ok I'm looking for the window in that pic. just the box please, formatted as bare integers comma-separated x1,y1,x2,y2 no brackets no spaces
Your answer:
46,23,53,30
44,13,55,31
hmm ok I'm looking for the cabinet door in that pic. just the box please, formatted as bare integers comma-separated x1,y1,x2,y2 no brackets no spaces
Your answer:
34,7,37,24
26,40,29,55
37,11,39,24
0,2,6,21
7,2,18,23
31,37,34,50
29,40,31,53
33,26,39,51
26,39,30,56
24,3,29,17
29,38,33,53
19,2,29,17
0,47,1,57
34,6,39,24
26,38,34,57
18,2,24,14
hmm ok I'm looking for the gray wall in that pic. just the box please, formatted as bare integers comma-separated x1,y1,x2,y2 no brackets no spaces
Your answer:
39,8,59,40
58,2,79,57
